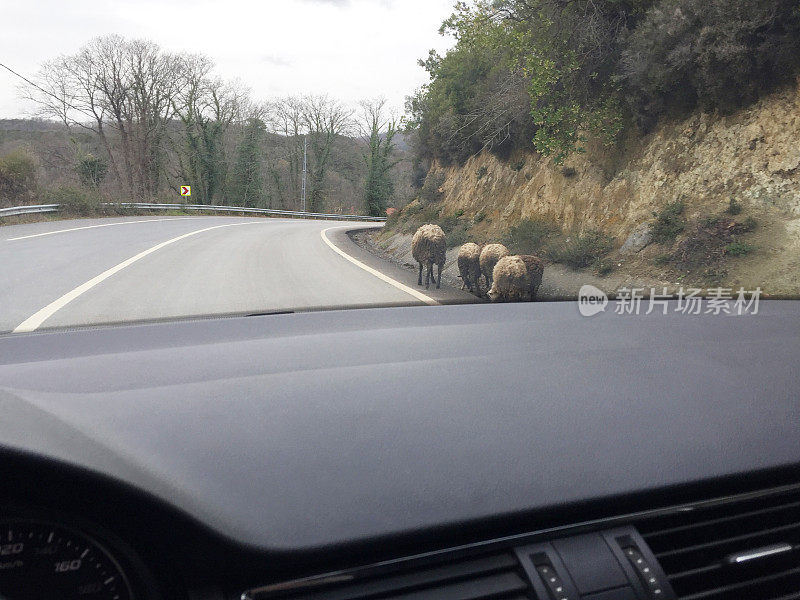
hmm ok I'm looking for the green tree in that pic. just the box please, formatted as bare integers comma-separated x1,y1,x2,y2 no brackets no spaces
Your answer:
172,56,244,205
408,0,644,165
360,100,400,217
231,118,265,207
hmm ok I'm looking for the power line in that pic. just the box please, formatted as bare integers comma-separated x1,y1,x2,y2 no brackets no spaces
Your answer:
0,60,98,123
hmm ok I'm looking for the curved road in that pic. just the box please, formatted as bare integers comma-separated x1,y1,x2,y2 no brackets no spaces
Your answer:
1,216,475,333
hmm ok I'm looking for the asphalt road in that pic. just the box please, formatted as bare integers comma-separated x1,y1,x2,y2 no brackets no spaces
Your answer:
0,216,476,333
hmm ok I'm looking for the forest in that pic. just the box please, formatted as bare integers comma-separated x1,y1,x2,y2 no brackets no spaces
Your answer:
0,36,410,216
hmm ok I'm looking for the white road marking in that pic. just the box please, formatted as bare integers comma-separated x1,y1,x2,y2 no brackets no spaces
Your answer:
5,217,206,241
13,221,263,333
320,226,439,306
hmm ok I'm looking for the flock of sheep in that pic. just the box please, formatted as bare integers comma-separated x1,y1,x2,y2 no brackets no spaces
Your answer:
411,224,544,302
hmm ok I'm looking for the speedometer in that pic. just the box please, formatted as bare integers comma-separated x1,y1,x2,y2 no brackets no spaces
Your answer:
0,520,135,600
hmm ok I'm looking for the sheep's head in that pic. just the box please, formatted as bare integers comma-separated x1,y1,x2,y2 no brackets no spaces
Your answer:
487,285,500,302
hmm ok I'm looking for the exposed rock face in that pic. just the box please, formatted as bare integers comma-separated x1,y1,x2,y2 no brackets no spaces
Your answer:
434,80,800,239
424,79,800,294
620,223,653,255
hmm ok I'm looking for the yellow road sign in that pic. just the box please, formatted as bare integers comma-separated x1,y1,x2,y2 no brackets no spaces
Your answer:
180,185,191,197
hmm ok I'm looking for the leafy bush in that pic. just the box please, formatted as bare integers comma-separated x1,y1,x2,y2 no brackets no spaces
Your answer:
409,0,800,168
75,154,108,188
594,259,615,276
445,225,470,247
473,210,487,224
476,166,488,180
651,200,685,244
0,149,37,203
436,214,460,233
419,171,445,204
46,186,103,216
726,197,743,215
725,241,754,256
550,229,614,270
407,1,633,166
654,253,672,265
735,216,757,233
503,218,558,254
385,210,402,231
620,0,800,130
403,199,423,216
671,215,753,265
658,213,758,282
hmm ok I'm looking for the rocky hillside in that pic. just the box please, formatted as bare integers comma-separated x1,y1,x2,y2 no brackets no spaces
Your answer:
383,79,800,298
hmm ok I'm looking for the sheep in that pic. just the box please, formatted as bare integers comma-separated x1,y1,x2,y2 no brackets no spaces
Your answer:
412,224,446,289
479,243,509,291
457,242,483,294
488,254,545,302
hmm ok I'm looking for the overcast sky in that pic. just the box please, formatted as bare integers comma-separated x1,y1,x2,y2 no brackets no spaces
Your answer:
0,0,456,118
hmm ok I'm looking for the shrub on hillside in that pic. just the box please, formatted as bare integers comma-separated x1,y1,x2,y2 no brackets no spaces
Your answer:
0,149,37,204
403,199,423,216
651,200,686,244
420,172,445,204
503,218,558,255
620,0,800,130
385,210,401,231
550,229,614,270
445,224,470,247
662,214,757,283
75,154,109,188
46,186,103,216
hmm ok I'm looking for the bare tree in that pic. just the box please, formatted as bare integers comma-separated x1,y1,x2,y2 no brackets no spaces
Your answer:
302,95,353,212
27,36,191,200
266,96,307,208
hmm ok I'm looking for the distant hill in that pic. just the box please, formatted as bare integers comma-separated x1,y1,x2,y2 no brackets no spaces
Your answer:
0,119,415,212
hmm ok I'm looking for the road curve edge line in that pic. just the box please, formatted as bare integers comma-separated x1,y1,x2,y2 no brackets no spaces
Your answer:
6,217,206,241
320,226,439,306
13,221,262,333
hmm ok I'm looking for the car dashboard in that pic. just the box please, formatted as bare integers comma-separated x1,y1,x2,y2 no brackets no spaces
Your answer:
0,301,798,600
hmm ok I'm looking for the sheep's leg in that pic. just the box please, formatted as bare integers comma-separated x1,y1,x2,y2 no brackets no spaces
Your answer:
417,262,423,286
436,263,442,289
425,263,432,289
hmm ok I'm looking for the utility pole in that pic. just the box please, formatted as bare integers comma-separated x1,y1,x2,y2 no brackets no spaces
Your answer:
301,135,307,213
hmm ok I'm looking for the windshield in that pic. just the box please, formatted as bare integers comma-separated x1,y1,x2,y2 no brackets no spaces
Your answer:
1,0,797,332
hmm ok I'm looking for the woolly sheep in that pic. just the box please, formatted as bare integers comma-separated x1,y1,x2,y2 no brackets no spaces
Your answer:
457,242,483,294
487,254,545,302
412,224,446,289
479,243,509,290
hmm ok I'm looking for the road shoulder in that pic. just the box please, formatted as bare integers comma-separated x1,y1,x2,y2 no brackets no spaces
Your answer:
323,225,480,305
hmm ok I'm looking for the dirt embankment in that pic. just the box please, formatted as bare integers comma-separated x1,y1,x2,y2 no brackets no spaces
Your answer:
378,79,800,298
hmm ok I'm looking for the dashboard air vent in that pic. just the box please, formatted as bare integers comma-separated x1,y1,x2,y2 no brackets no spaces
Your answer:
635,487,800,600
244,551,531,600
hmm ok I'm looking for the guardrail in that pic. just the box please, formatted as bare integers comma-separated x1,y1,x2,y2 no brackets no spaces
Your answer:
0,202,386,222
0,204,60,217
